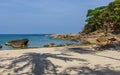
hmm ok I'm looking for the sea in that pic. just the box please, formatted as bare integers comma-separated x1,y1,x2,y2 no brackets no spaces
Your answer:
0,34,80,50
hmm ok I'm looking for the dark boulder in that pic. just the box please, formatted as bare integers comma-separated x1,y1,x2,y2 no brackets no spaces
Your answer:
5,39,29,48
0,45,2,48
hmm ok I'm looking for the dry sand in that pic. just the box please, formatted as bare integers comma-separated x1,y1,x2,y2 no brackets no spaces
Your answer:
0,46,120,75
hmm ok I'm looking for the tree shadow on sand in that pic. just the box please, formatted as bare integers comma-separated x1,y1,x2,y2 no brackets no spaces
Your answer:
69,48,95,54
69,47,120,61
0,52,87,75
61,64,120,75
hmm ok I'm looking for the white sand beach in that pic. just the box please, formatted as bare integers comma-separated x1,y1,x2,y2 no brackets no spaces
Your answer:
0,46,120,75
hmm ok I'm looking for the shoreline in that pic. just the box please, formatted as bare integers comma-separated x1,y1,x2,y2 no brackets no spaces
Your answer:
0,45,91,51
1,32,120,51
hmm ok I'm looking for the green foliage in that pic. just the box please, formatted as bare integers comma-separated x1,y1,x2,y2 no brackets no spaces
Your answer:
82,0,120,33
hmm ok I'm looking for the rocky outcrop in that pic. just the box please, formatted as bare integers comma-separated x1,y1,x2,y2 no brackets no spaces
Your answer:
80,33,120,45
51,33,120,50
5,39,29,48
51,34,81,41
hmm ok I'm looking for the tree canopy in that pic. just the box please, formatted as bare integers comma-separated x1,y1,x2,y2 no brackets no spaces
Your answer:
82,0,120,33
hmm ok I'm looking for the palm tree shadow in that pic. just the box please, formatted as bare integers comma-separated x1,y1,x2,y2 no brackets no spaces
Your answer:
61,65,120,75
2,52,87,75
69,48,120,61
69,48,95,54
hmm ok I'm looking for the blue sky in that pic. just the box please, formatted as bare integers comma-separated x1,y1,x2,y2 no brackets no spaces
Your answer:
0,0,114,34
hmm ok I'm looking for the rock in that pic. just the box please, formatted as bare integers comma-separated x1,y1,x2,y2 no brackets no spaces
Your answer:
0,45,2,48
70,39,78,42
43,43,55,47
96,40,120,50
56,44,65,47
92,45,103,51
5,39,29,48
108,37,117,43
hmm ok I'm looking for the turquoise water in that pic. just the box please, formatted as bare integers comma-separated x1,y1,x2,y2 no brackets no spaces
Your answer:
0,34,80,50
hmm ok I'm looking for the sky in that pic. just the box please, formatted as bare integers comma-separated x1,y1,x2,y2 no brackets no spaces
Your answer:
0,0,114,34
